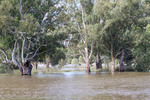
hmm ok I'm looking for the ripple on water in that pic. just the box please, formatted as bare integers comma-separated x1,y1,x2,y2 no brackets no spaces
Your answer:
0,72,150,100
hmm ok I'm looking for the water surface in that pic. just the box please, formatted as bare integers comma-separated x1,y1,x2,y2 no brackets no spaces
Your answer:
0,72,150,100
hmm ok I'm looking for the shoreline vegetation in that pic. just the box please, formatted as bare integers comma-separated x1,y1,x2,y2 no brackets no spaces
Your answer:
0,62,141,75
0,0,150,75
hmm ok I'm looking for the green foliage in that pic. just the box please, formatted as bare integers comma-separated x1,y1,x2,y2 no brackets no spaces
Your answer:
0,0,67,68
49,48,66,65
0,63,7,73
80,0,93,14
94,0,113,19
58,59,65,69
71,58,78,64
0,63,13,73
18,14,39,34
115,59,119,65
0,0,150,73
67,58,72,64
132,25,150,72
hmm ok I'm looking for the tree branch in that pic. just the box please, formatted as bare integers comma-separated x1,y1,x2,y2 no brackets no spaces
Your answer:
101,44,111,53
115,50,124,59
19,0,24,19
25,52,33,60
12,40,22,70
28,46,41,60
81,5,86,28
21,38,25,63
17,42,21,62
89,42,94,59
0,47,9,62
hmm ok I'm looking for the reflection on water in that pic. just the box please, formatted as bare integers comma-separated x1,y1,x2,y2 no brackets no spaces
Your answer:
0,72,150,100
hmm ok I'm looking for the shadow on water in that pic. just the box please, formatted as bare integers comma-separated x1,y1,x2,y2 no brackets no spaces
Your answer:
0,72,150,100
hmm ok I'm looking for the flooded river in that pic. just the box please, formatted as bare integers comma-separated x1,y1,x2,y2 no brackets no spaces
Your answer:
0,72,150,100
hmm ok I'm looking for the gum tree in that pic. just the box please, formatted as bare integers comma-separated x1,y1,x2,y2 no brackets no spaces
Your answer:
0,0,66,75
99,0,149,72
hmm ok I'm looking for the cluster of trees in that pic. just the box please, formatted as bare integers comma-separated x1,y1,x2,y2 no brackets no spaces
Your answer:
63,0,150,73
0,0,150,75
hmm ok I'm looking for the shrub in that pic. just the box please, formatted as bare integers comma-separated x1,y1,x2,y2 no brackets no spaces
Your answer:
68,58,72,64
71,58,78,64
79,56,84,64
58,59,65,69
0,63,13,73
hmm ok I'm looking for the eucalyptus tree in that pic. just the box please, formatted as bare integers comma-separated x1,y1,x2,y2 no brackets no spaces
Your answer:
96,0,149,72
132,25,150,72
132,0,150,72
92,0,113,70
0,0,67,75
63,0,100,73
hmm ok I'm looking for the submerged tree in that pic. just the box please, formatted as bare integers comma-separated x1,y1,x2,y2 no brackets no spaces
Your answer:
97,0,148,73
0,0,67,75
65,0,100,73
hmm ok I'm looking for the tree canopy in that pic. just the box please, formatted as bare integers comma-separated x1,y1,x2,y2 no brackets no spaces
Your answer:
0,0,150,74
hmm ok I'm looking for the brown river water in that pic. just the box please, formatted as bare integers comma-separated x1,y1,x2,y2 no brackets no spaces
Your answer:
0,72,150,100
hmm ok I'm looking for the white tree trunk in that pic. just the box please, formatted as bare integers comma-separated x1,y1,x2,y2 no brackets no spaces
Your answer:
12,40,22,71
111,57,115,73
85,46,90,73
21,38,25,63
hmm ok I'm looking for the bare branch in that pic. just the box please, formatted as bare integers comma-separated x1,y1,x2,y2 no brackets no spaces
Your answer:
25,52,33,60
81,6,86,28
19,0,24,19
12,40,22,70
41,12,49,28
115,50,124,59
0,47,9,62
21,38,25,63
17,42,21,62
8,28,15,34
28,46,41,60
18,32,26,37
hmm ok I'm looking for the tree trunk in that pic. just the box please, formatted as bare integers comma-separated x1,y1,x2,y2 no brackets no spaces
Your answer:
111,45,115,73
85,47,91,73
111,57,115,73
33,61,38,70
22,60,33,75
46,59,50,72
35,62,38,70
119,51,125,72
96,53,102,70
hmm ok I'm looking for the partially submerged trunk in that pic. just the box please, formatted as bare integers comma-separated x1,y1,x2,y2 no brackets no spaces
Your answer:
33,61,38,70
46,59,50,72
11,38,39,75
111,45,115,73
35,62,38,70
21,60,33,75
85,47,91,73
119,51,125,72
96,53,102,70
111,56,115,73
